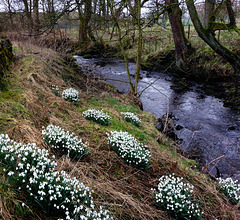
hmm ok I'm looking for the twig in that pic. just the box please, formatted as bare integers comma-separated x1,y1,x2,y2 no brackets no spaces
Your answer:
201,155,225,174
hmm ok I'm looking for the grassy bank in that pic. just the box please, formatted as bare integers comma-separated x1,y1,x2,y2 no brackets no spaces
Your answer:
0,41,239,219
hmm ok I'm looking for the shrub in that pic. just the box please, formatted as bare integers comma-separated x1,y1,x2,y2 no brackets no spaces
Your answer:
62,88,79,103
152,174,203,219
107,130,151,169
218,177,240,205
121,112,141,126
42,124,87,159
51,85,60,96
83,109,111,125
0,134,113,219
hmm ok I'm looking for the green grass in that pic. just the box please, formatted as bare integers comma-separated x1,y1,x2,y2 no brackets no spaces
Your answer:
0,81,28,132
82,97,141,113
78,97,150,142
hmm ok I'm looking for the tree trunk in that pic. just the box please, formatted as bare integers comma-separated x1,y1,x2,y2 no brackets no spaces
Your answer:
204,0,215,28
186,0,240,72
22,0,33,31
78,0,95,43
7,0,14,27
85,0,96,41
102,0,106,17
134,0,142,95
33,0,40,34
165,0,192,68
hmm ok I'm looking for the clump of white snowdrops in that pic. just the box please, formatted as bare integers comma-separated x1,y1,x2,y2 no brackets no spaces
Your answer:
42,124,87,159
62,88,79,103
218,177,240,205
51,85,60,96
121,112,141,127
0,134,113,220
83,109,111,125
152,174,203,219
107,130,151,169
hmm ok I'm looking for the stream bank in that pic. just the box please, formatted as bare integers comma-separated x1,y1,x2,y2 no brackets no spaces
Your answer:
74,56,240,181
75,42,240,110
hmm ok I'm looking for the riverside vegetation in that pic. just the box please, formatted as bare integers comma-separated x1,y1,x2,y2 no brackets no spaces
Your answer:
0,41,239,219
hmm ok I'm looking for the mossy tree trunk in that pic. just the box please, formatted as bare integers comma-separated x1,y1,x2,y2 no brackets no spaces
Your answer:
77,0,96,44
186,0,240,72
165,0,192,69
204,0,215,28
0,39,13,89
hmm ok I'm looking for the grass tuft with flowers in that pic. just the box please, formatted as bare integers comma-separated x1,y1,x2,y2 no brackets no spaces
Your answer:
121,112,141,127
218,177,240,205
152,174,203,219
0,133,113,220
107,130,151,169
42,124,87,160
83,109,111,125
62,88,79,103
51,85,60,96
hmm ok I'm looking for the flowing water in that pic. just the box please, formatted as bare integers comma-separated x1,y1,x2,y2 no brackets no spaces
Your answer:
74,56,240,180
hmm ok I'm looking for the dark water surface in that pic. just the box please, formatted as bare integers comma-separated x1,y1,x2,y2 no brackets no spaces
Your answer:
74,56,240,180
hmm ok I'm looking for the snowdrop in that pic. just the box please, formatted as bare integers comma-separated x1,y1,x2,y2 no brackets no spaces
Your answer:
218,177,240,205
0,134,113,219
121,112,141,127
152,174,203,219
42,124,87,159
107,131,151,169
62,88,79,103
52,85,60,96
83,109,111,125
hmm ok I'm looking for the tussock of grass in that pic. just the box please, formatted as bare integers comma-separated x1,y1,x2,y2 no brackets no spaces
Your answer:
0,41,239,219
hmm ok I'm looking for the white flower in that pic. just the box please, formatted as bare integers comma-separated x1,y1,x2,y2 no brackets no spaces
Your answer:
153,174,203,219
42,124,87,159
121,112,141,126
218,177,240,205
0,133,113,220
52,85,60,96
62,88,79,103
83,109,111,125
8,171,14,176
107,130,151,169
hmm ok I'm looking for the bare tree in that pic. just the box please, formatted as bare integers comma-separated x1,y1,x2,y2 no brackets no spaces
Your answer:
165,0,192,68
76,0,95,44
186,0,240,72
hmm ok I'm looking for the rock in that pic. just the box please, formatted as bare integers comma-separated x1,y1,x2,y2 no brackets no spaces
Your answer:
208,166,220,178
175,124,183,130
155,114,179,140
227,125,237,131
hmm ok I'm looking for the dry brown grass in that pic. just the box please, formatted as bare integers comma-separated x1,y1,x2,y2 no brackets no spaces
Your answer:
0,40,239,219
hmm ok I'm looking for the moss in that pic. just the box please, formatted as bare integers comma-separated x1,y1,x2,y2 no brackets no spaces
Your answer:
0,39,14,82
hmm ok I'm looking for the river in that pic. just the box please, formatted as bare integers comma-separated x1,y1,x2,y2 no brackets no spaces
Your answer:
74,56,240,180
